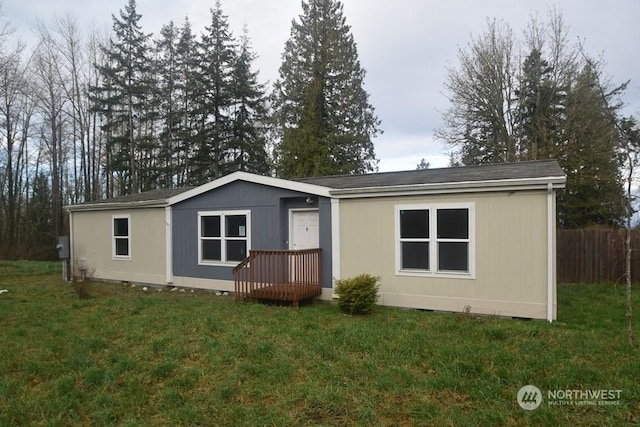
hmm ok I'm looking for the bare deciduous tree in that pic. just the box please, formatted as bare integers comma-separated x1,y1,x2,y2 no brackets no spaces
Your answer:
437,18,518,164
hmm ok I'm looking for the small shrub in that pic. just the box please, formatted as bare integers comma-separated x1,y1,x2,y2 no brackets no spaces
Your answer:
72,280,91,299
334,274,379,315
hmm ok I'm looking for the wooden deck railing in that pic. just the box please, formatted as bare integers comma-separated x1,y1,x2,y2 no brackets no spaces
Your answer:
233,248,322,307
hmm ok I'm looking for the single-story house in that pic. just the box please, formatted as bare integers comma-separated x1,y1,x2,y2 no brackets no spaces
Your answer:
66,159,566,321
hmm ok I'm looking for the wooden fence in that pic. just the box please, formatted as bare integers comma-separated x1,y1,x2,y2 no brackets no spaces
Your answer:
557,229,640,284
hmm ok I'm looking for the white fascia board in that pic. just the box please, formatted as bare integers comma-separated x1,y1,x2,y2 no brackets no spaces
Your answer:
167,171,332,205
66,200,168,212
329,176,567,199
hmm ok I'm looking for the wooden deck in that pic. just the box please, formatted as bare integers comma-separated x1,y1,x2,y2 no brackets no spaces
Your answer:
234,249,322,307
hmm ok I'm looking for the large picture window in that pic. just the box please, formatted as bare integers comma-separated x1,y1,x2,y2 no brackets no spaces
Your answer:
112,214,131,259
198,211,250,264
396,204,474,277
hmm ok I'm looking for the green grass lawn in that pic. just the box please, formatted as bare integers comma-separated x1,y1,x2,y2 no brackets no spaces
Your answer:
0,261,638,426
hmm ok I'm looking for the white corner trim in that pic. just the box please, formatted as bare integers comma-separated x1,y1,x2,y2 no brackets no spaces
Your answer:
546,183,554,323
69,210,74,273
165,206,173,284
330,198,341,295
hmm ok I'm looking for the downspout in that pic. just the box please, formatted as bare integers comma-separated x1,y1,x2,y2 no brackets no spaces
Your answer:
165,206,173,284
547,183,554,322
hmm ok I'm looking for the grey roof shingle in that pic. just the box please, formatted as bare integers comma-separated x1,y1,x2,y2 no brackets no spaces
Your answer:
77,187,194,205
297,159,564,189
69,160,564,209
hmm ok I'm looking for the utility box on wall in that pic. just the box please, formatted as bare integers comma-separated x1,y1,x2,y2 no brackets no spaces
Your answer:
56,236,70,282
57,236,69,260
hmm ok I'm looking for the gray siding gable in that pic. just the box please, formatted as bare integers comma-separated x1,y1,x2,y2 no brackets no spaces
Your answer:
172,180,332,287
173,181,310,211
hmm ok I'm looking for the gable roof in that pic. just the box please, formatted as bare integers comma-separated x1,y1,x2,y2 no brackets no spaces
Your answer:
299,159,564,189
66,187,194,211
66,172,332,212
67,160,566,211
300,159,566,197
98,187,194,204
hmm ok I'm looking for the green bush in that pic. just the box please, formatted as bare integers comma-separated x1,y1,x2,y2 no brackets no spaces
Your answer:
334,274,380,315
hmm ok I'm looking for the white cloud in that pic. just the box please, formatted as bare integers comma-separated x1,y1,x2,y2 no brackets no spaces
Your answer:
375,131,450,172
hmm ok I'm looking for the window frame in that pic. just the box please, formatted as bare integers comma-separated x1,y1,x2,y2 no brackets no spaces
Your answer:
112,214,131,261
395,203,475,279
197,210,251,266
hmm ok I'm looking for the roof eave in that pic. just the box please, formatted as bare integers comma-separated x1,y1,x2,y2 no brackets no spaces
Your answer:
66,199,168,212
329,176,567,198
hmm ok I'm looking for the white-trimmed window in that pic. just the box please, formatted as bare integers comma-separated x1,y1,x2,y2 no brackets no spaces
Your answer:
398,209,430,270
112,214,131,260
198,210,250,265
396,203,474,277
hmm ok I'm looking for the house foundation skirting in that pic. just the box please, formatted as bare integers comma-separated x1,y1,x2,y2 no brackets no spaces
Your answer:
90,270,166,286
379,292,554,320
319,287,334,301
171,276,235,292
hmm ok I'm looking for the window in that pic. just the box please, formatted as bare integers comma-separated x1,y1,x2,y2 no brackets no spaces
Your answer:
396,204,474,277
112,215,131,259
399,210,430,270
437,208,469,272
198,211,250,264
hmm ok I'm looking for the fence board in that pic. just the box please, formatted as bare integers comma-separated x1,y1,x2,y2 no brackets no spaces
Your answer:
557,229,639,284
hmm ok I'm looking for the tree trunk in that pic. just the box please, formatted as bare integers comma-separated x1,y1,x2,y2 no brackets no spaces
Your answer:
626,168,634,346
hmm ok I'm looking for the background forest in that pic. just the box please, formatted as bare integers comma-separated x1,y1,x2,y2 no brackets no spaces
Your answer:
0,0,638,259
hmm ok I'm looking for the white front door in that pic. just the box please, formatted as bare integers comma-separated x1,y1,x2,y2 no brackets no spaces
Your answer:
290,210,319,250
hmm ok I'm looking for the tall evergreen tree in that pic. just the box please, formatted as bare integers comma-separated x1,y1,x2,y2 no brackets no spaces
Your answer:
273,0,380,178
559,63,625,227
194,1,236,182
227,27,270,175
516,48,564,160
174,17,200,186
155,21,180,188
92,0,152,195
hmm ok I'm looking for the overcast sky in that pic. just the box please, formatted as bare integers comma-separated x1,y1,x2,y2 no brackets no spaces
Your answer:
6,0,640,171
